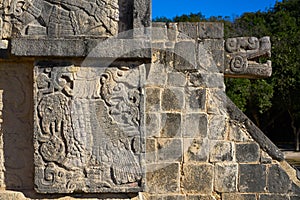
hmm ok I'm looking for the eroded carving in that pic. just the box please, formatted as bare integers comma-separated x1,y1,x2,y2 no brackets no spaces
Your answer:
4,0,119,38
34,65,144,193
225,36,272,78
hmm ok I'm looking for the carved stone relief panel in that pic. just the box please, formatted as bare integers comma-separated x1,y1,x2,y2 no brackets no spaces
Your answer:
34,63,145,193
3,0,119,38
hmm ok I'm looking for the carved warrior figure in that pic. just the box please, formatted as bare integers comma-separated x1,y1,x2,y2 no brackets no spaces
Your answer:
34,66,142,193
9,0,119,37
225,36,272,78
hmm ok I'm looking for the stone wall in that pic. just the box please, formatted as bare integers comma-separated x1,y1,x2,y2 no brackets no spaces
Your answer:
0,1,299,199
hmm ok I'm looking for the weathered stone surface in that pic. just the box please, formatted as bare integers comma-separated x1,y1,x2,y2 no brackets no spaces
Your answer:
214,163,238,192
146,87,161,112
222,193,257,200
209,141,233,162
146,163,180,193
290,196,300,200
146,63,167,86
146,138,156,163
208,115,226,140
177,22,198,39
184,138,209,162
182,164,213,193
184,114,207,138
186,195,216,200
236,143,260,163
152,23,168,41
174,41,197,71
268,164,291,193
228,120,252,142
150,195,186,200
167,72,187,87
239,164,267,192
34,64,145,193
186,88,206,112
161,113,182,138
157,139,182,162
146,113,160,137
198,22,224,39
259,194,289,200
261,151,272,164
162,88,184,111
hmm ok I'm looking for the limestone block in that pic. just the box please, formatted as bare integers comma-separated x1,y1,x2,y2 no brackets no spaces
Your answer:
186,195,216,200
167,72,187,87
145,138,156,164
182,163,213,194
146,163,180,193
214,163,238,192
183,138,209,162
268,164,291,193
146,113,160,137
160,113,182,138
208,115,227,140
152,23,168,41
239,164,267,192
198,22,224,39
209,141,233,162
222,193,257,200
146,87,161,112
184,114,207,139
259,194,289,200
235,143,260,163
185,88,206,112
174,41,197,71
161,88,184,111
146,63,167,86
177,22,198,40
157,139,182,162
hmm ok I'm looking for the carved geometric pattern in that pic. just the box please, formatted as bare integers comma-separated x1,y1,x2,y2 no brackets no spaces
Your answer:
34,64,144,193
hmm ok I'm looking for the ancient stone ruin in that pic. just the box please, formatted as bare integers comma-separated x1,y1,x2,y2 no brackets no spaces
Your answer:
0,0,299,199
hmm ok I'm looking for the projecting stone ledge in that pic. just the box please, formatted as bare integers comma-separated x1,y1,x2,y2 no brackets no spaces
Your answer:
224,36,272,78
11,38,151,59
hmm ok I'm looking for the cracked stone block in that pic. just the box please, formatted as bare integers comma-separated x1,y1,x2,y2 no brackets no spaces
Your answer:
209,141,233,162
146,113,160,137
146,88,161,112
152,23,168,41
236,143,260,163
184,114,207,138
259,194,289,200
214,163,238,192
182,164,213,194
161,113,182,138
268,164,291,193
162,88,184,111
146,163,180,193
184,138,209,162
186,88,206,112
222,193,256,200
239,164,266,192
157,139,182,162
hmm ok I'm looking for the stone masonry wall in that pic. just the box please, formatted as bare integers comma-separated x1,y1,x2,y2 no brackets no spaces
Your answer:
0,21,299,200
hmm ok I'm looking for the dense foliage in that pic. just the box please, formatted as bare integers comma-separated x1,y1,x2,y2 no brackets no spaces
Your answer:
153,0,300,150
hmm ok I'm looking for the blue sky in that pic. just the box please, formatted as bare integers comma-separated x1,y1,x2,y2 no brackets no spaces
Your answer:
152,0,281,19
